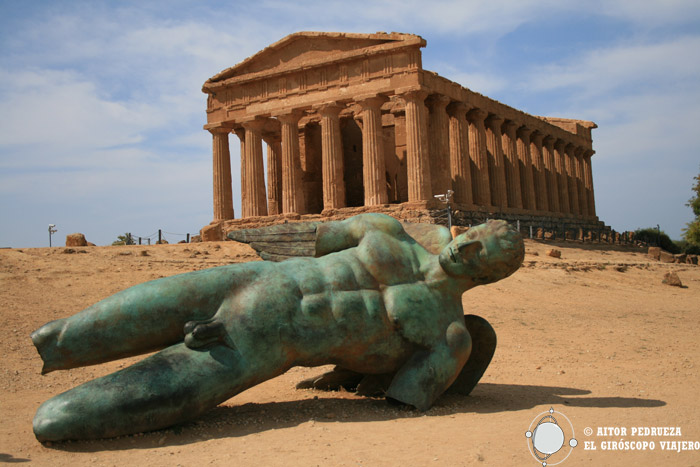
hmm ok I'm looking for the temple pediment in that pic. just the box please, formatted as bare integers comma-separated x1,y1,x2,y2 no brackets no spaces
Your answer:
205,31,424,88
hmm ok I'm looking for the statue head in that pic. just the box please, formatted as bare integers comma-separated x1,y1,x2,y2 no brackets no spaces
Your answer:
438,220,524,284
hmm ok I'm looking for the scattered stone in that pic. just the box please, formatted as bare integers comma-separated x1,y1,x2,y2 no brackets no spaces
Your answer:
615,265,628,273
662,271,683,287
647,246,661,261
674,253,687,264
687,255,698,265
659,251,675,263
65,233,88,247
140,250,150,257
547,249,561,258
63,248,76,254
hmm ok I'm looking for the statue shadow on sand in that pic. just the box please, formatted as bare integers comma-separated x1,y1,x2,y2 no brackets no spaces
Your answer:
48,382,664,453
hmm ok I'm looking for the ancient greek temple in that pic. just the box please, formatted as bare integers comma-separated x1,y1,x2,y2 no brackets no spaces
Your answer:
201,32,603,236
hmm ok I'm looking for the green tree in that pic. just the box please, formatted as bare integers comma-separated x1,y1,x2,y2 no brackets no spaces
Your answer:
112,233,135,246
683,171,700,249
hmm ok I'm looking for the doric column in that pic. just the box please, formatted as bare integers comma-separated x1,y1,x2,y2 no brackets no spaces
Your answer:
501,120,523,209
574,147,588,217
427,94,451,196
401,89,432,201
484,114,508,208
529,131,548,212
553,139,570,215
317,102,346,210
233,128,246,214
209,127,234,221
356,96,389,206
241,119,268,218
276,110,305,214
447,102,473,206
516,126,537,212
264,136,282,216
565,143,580,216
541,136,560,214
583,149,597,217
466,108,491,207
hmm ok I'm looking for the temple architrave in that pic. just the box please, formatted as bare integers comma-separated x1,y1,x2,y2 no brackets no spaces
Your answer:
201,32,606,239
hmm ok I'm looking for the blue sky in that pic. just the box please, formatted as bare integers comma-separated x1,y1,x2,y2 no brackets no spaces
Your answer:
1,0,699,247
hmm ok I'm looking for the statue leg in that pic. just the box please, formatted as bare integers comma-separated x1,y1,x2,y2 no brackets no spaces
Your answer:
33,341,281,442
31,266,245,373
445,314,497,395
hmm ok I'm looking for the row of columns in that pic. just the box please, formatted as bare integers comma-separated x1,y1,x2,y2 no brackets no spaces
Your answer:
209,89,596,221
451,103,597,219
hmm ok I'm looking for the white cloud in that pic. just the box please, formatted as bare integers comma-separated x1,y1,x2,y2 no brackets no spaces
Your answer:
0,70,153,159
527,36,700,99
593,0,700,27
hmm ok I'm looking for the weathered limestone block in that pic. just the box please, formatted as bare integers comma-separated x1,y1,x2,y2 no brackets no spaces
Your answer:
659,251,675,263
647,247,661,261
200,223,223,242
674,254,687,264
66,233,88,247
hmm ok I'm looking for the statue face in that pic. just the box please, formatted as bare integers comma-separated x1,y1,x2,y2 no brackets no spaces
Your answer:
439,220,524,283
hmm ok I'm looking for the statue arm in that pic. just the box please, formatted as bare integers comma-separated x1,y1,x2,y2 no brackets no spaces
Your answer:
385,320,471,411
314,213,404,257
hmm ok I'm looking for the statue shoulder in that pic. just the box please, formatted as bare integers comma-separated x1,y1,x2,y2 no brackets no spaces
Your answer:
348,213,404,237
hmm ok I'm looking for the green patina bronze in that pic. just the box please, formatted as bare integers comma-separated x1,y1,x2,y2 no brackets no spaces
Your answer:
31,213,524,442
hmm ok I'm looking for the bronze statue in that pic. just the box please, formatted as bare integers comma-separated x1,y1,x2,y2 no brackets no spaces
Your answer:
31,213,524,441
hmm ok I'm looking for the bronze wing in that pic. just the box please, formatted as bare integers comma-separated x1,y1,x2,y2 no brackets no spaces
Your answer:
227,220,452,261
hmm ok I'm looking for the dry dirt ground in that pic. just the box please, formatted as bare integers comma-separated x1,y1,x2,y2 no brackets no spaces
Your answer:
1,239,699,466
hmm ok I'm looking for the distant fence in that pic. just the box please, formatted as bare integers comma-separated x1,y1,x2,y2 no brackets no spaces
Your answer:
122,230,193,245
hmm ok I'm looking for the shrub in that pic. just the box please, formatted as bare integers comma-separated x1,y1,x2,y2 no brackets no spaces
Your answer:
634,227,680,254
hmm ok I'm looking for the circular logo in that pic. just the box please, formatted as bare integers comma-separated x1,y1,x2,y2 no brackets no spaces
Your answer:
525,407,577,466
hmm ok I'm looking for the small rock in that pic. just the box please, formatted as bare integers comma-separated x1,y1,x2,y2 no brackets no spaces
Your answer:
140,250,150,256
662,271,683,287
63,248,76,254
547,249,561,258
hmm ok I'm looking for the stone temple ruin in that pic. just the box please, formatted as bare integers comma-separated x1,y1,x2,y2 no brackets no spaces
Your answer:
200,32,607,240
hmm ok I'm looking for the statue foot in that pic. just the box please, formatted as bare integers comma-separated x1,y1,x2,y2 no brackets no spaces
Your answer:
356,374,392,397
295,366,363,391
30,319,65,374
183,318,230,349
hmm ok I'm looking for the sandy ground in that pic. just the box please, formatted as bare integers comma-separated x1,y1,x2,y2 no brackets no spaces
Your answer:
1,238,699,466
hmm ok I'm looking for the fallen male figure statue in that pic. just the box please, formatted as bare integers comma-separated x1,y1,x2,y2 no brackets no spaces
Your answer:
31,213,524,441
